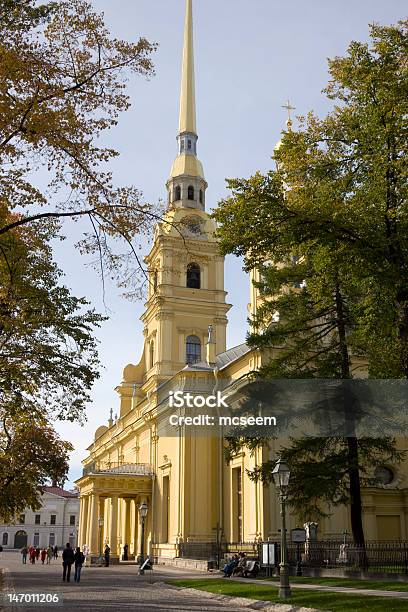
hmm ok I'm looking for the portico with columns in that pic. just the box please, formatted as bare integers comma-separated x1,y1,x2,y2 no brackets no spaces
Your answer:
76,467,152,560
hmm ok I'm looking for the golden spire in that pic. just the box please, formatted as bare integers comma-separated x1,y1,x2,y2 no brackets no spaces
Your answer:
179,0,196,135
168,0,206,186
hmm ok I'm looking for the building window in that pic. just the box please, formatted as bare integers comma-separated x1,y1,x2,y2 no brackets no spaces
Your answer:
186,263,200,289
175,185,181,201
2,532,8,546
50,515,56,525
33,533,39,547
49,533,55,547
188,139,192,150
374,466,394,485
19,514,25,525
199,189,203,204
181,139,185,151
186,335,201,365
35,514,41,525
153,270,158,293
187,185,194,200
69,515,76,526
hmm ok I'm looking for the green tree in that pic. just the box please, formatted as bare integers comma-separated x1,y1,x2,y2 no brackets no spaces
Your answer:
0,215,103,517
214,20,407,545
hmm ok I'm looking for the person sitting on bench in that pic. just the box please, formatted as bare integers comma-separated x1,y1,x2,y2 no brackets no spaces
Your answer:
222,554,239,577
232,552,247,576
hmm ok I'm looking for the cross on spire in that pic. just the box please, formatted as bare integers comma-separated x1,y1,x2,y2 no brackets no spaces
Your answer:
282,100,296,122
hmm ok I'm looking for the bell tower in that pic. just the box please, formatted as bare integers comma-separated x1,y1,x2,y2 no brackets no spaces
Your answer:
141,0,231,391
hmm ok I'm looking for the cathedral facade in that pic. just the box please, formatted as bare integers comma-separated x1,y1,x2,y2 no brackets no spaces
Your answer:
75,0,408,562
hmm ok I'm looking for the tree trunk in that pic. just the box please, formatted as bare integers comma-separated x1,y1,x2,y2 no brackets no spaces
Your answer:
347,437,365,547
334,280,366,549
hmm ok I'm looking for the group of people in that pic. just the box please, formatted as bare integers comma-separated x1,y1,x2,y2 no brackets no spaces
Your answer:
222,552,252,577
61,542,86,583
21,545,59,564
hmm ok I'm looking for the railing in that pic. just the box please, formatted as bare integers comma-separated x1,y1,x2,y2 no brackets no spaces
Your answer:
82,462,153,477
178,541,259,563
277,540,408,574
179,539,408,573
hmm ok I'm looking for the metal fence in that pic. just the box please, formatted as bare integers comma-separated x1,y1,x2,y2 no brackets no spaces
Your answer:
179,539,408,573
291,540,408,573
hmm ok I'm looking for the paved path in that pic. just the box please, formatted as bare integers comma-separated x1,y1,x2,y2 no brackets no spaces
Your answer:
0,551,241,611
3,550,408,610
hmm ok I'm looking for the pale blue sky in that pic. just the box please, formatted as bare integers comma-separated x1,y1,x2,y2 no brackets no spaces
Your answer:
54,0,406,485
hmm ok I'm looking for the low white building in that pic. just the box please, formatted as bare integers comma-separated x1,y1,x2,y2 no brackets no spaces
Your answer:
1,486,79,550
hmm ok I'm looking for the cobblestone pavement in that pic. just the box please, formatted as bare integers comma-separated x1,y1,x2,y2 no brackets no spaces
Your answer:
0,551,242,611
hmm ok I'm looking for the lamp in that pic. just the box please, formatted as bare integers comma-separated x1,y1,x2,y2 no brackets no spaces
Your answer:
272,459,291,489
98,516,104,558
272,459,291,599
138,502,149,574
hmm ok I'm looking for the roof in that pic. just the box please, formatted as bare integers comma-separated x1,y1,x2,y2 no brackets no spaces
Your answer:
182,342,251,372
43,486,78,499
216,343,251,369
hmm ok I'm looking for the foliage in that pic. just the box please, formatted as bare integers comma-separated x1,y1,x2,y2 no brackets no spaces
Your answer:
0,215,103,517
214,21,408,544
0,217,103,421
0,0,159,293
0,415,72,522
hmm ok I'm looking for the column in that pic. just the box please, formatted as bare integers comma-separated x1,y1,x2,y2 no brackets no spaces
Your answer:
103,497,110,548
88,493,99,555
78,496,86,547
131,499,138,558
124,498,131,549
109,494,119,557
86,494,93,547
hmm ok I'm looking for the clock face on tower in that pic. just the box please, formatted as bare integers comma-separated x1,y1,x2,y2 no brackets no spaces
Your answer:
181,215,204,237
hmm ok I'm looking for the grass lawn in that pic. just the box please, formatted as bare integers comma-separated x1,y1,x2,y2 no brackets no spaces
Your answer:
169,579,408,611
264,575,408,592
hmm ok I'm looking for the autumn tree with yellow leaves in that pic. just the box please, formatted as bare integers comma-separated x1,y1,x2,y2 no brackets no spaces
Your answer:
0,0,157,517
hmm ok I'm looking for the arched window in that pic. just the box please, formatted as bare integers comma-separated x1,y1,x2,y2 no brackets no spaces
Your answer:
186,263,200,289
199,189,203,204
175,185,181,201
2,532,8,546
149,341,155,369
188,185,194,200
186,335,201,365
153,270,158,293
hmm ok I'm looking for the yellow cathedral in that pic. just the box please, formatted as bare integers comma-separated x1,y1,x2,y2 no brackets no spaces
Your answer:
76,0,408,563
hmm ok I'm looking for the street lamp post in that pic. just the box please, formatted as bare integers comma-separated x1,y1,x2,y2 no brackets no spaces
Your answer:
138,502,148,574
272,459,291,599
98,517,104,559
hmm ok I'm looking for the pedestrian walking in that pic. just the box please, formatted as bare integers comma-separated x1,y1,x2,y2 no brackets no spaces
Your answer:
21,546,28,564
40,548,47,564
62,543,75,583
29,547,36,564
0,545,3,559
46,546,53,564
123,543,129,561
104,544,110,567
35,547,40,561
73,547,85,583
53,545,58,559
